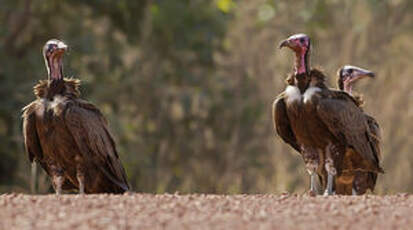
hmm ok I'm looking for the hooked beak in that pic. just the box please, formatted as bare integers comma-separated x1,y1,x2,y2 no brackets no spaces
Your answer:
366,72,375,78
352,69,376,81
279,39,289,49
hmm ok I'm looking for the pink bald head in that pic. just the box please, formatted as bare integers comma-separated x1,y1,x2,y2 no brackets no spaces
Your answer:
279,33,311,75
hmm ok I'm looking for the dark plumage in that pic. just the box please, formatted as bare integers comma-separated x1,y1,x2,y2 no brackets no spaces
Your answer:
274,34,383,195
22,39,129,194
334,65,381,195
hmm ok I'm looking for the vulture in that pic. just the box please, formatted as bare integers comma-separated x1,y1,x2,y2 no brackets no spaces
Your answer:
22,39,129,194
273,34,383,195
334,65,381,195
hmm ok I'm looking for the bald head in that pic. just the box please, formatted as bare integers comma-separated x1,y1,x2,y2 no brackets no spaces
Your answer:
43,39,67,81
279,33,310,52
279,33,311,75
337,65,375,94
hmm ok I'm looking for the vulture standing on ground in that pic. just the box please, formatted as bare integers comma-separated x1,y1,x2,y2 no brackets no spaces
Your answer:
273,34,383,195
334,65,381,195
22,39,129,194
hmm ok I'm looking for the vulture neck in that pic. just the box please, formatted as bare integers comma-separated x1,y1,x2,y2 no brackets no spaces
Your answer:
338,79,353,95
337,80,363,106
46,54,65,99
343,84,353,95
294,49,310,93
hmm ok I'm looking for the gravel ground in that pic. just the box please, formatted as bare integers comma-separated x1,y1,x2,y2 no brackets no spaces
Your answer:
0,193,412,230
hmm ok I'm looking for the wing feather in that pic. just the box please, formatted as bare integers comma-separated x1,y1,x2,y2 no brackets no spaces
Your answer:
273,95,300,152
316,97,381,170
22,102,43,163
366,115,381,160
63,100,129,191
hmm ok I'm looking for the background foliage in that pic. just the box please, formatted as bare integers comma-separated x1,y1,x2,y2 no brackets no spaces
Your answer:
0,0,411,194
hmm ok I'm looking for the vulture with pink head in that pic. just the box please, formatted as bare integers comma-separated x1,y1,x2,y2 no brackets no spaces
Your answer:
273,34,383,195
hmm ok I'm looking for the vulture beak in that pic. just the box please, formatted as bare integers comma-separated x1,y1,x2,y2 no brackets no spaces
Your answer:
279,39,290,49
350,67,376,81
279,33,308,50
366,71,375,78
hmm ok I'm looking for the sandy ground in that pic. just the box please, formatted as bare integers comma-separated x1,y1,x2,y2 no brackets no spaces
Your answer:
0,193,412,230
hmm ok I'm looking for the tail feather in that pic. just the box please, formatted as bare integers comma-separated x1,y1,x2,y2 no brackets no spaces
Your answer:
99,166,129,193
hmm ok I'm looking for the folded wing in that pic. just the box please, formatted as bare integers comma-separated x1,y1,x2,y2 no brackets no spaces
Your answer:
316,97,382,172
273,95,300,152
64,100,129,191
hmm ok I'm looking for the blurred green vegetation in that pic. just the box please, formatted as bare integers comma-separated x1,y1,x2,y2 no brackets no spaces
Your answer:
0,0,411,194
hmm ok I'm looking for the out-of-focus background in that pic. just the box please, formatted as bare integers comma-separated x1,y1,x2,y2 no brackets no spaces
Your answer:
0,0,411,194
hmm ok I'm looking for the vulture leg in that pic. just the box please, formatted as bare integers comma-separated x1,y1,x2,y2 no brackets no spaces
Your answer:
53,176,63,195
324,143,337,196
310,172,318,194
302,146,320,195
30,162,37,194
50,164,64,195
352,188,357,195
76,165,85,194
52,174,64,195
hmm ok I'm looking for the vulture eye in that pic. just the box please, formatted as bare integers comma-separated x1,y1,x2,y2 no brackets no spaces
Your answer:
299,38,305,43
348,69,353,74
48,44,56,52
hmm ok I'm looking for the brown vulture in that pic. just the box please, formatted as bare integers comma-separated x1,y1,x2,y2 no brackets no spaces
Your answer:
22,39,129,194
334,65,381,195
273,34,383,195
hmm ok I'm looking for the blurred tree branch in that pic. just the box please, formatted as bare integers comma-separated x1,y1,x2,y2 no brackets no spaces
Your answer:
3,0,32,55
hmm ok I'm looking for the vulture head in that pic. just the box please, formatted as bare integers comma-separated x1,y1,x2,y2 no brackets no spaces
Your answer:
337,65,375,94
43,39,67,81
279,33,311,75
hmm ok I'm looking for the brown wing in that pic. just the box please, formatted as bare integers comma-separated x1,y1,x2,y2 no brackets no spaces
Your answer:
328,89,361,106
272,95,300,152
22,102,43,163
316,97,382,172
366,114,381,160
63,100,129,191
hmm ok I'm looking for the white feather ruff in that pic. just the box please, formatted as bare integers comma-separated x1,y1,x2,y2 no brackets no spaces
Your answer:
285,85,302,104
303,87,321,104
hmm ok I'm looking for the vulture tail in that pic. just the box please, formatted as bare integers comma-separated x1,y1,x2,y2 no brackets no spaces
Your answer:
99,166,129,192
368,172,378,191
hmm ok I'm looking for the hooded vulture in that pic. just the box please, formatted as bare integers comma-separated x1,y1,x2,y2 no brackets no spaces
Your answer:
22,39,129,194
273,34,383,195
334,65,382,195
